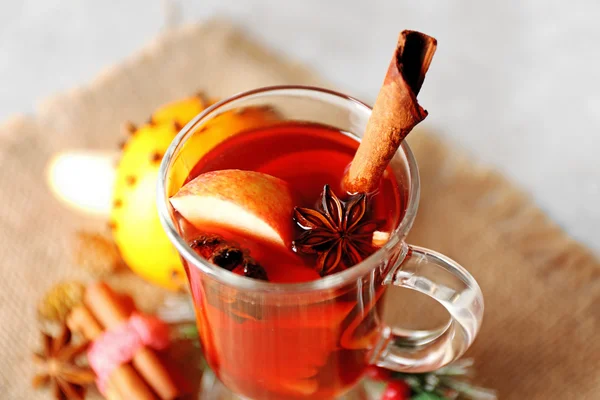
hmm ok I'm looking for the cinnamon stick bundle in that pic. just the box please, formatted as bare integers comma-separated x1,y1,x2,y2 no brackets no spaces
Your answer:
84,282,180,400
345,30,437,193
67,306,157,400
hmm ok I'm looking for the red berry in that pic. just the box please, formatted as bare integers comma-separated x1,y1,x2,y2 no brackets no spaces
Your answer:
381,380,411,400
365,365,391,381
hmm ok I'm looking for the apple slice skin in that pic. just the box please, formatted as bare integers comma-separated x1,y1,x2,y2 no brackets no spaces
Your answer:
170,169,295,247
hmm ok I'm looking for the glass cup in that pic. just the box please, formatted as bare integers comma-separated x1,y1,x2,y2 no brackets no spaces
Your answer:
157,86,484,399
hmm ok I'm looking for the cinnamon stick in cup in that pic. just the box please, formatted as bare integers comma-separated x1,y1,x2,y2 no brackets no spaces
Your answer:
67,306,157,400
84,282,180,400
345,30,437,193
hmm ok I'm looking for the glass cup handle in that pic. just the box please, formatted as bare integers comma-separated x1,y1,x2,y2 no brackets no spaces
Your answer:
373,243,484,373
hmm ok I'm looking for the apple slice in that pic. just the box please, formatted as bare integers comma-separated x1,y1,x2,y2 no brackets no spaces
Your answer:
170,169,295,247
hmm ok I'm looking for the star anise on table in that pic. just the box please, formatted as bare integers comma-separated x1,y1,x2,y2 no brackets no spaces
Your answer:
292,185,381,276
32,324,95,400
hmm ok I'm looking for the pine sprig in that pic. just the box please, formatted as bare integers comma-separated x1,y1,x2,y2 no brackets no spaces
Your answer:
390,359,496,400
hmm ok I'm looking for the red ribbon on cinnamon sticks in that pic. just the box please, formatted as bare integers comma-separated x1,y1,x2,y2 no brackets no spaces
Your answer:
87,312,170,395
68,282,182,400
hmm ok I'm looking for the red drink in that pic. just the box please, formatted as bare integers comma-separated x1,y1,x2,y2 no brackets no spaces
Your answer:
175,122,406,399
161,87,484,400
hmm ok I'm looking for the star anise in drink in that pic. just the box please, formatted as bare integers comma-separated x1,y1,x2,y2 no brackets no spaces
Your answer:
32,324,95,400
292,185,381,276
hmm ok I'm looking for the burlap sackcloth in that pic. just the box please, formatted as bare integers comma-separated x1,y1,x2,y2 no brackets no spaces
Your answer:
1,20,598,400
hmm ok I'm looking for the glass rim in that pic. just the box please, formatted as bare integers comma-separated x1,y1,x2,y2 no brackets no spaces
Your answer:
157,85,421,293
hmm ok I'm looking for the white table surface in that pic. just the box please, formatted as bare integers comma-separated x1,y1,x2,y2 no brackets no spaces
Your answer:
1,0,598,254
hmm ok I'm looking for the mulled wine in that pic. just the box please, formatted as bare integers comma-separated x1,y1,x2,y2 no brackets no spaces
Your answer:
172,122,406,398
160,29,484,400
